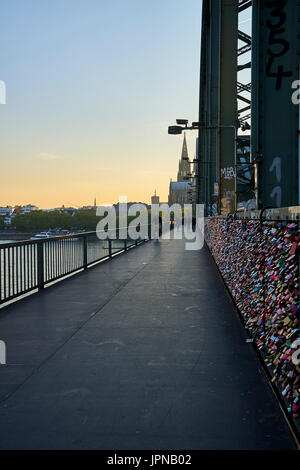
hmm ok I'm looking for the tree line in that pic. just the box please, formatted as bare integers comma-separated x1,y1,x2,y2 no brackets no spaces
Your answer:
9,210,102,231
7,209,153,231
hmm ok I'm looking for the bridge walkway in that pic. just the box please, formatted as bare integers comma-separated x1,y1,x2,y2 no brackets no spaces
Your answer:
0,238,296,449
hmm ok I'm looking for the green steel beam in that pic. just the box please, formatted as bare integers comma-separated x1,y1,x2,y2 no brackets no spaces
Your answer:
198,0,222,214
198,0,210,208
252,0,300,208
198,0,247,214
219,0,238,214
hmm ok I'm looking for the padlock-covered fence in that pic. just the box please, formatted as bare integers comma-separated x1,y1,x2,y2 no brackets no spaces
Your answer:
205,213,300,437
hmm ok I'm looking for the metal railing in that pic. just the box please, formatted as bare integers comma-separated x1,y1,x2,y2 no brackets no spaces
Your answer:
0,226,152,305
210,205,300,221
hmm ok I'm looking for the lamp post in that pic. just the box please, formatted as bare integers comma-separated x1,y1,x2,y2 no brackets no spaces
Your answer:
168,120,202,205
168,119,250,213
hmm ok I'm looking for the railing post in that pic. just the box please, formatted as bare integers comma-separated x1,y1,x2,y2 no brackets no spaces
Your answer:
37,242,44,289
83,235,88,269
109,240,112,258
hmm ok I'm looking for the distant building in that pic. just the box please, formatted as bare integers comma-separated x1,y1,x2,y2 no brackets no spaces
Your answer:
168,133,193,206
57,205,77,215
151,190,159,205
0,206,13,217
0,206,13,225
20,204,38,214
113,202,150,214
168,181,192,205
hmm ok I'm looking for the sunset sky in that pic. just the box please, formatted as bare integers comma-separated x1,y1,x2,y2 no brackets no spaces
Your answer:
0,0,202,208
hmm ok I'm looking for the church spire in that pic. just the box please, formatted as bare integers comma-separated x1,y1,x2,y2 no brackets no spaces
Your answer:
177,132,190,182
181,132,188,161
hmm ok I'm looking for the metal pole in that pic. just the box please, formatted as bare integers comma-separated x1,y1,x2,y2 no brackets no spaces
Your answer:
37,242,44,290
83,235,88,269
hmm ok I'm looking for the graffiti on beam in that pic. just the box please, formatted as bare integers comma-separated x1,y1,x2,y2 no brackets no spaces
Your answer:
220,167,236,214
269,156,282,207
220,190,235,215
265,0,292,90
221,166,236,180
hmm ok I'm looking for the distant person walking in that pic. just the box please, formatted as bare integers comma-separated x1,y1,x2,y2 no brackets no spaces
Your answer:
158,215,163,238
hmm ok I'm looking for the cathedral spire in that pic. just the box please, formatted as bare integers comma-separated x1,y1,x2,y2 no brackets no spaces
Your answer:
177,132,190,182
181,132,188,161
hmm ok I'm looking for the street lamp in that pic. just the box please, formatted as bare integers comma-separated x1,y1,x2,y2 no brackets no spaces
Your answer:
176,119,189,125
168,125,185,135
168,120,201,204
168,120,200,135
168,118,254,212
168,118,251,212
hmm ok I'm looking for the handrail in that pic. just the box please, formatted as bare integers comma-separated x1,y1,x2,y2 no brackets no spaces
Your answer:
0,224,152,248
0,224,153,307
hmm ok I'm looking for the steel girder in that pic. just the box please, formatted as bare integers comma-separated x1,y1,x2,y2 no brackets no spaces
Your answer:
198,0,238,215
252,0,300,208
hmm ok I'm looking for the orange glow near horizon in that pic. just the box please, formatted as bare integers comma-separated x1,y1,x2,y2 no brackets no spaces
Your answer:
0,1,201,210
0,133,197,209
